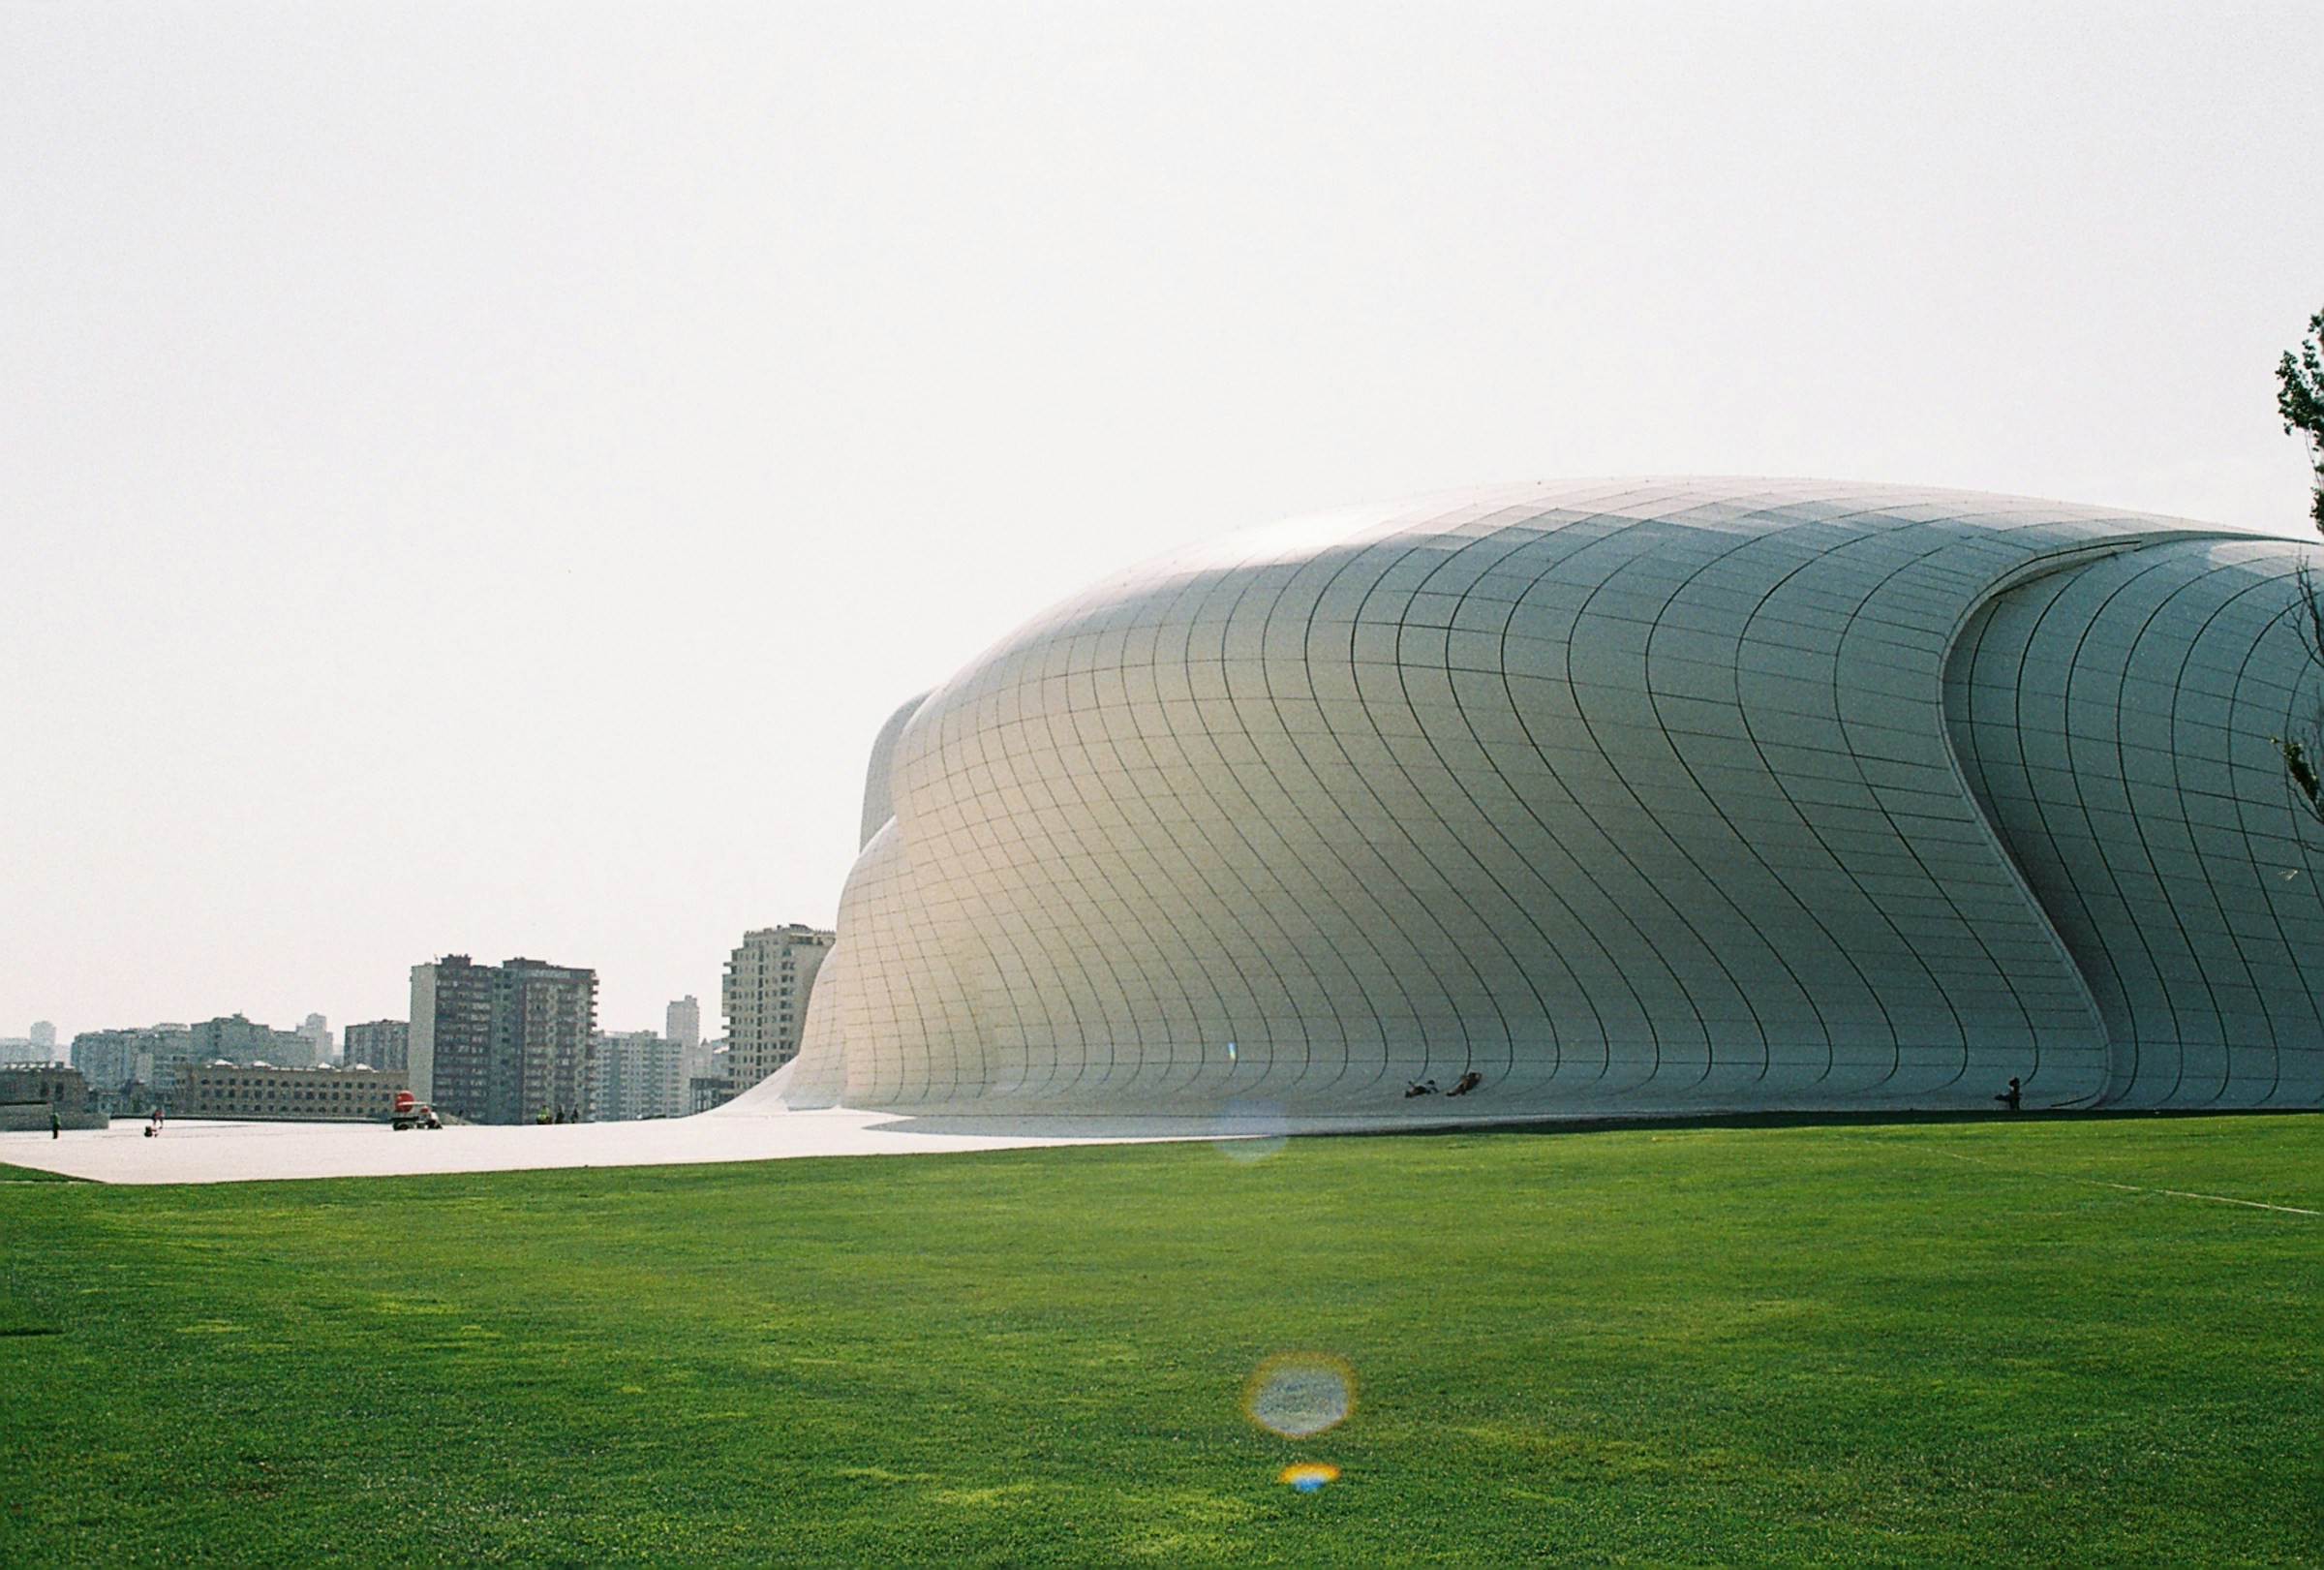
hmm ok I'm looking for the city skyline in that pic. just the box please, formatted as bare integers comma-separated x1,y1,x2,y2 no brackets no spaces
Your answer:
6,6,2322,1040
36,972,733,1067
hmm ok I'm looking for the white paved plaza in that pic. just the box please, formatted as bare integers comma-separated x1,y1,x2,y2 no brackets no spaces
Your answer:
0,1105,1429,1185
0,1108,1173,1185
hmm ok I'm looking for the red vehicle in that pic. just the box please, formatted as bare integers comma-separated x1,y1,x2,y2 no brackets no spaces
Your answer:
389,1090,442,1131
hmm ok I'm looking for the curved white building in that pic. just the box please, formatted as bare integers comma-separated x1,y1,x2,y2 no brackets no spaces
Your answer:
751,480,2324,1119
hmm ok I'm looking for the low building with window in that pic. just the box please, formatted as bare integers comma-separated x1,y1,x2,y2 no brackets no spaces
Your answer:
0,1063,105,1130
179,1062,408,1122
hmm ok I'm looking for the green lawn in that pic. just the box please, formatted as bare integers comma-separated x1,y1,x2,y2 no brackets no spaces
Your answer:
2,1116,2316,1566
0,1163,82,1184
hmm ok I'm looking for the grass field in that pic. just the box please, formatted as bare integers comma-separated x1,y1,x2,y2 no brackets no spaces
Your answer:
1,1115,2316,1566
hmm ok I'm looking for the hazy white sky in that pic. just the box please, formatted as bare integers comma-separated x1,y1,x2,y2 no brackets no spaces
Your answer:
5,3,2320,1042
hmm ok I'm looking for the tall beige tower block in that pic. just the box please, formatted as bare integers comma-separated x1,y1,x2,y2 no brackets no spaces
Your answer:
723,926,835,1093
744,479,2324,1121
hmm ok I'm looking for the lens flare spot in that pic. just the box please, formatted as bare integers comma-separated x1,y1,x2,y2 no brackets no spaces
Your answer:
1243,1353,1355,1437
1211,1099,1289,1164
1277,1462,1339,1493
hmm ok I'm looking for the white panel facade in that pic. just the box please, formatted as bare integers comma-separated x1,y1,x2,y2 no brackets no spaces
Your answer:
752,480,2324,1119
1946,537,2324,1106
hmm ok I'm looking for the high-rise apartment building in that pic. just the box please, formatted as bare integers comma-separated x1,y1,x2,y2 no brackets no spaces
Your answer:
189,1014,316,1069
297,1013,335,1065
588,1030,687,1122
410,955,596,1124
71,1025,192,1093
343,1019,410,1073
680,1031,719,1089
497,958,596,1124
70,1018,312,1095
666,996,701,1050
410,956,494,1112
689,1041,734,1113
722,925,835,1092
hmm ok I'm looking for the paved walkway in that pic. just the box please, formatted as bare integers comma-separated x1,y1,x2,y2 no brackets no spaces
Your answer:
0,1107,1189,1185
